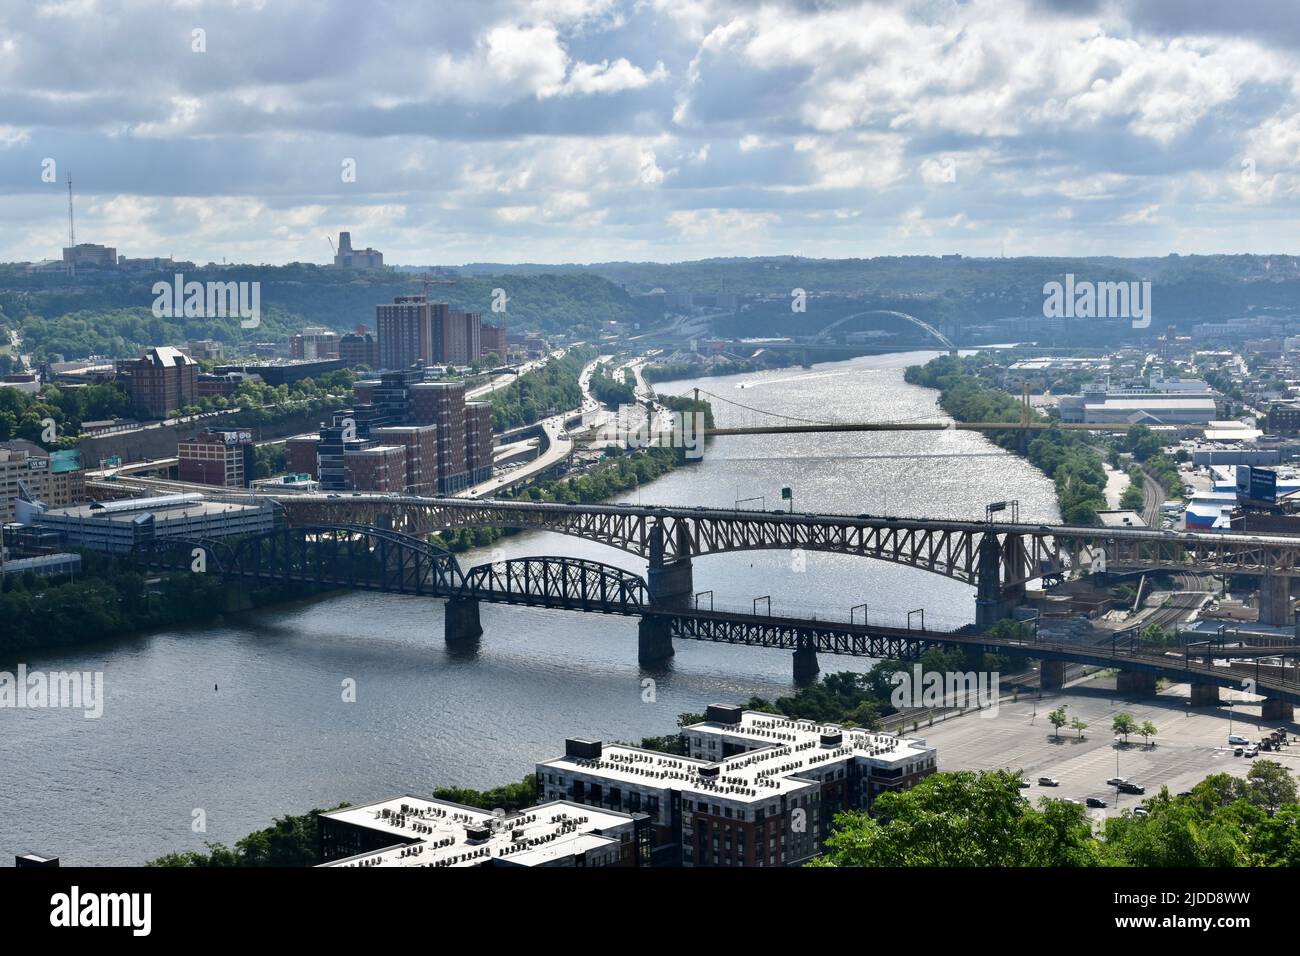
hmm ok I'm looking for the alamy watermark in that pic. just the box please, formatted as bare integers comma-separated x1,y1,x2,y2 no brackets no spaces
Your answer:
0,664,104,718
1042,274,1151,329
595,404,706,459
152,273,261,328
890,665,1000,718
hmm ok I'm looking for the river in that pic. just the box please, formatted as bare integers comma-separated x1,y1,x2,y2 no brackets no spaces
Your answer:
0,350,1059,864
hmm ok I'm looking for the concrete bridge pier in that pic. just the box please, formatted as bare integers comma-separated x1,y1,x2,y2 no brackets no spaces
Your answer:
793,636,820,684
445,597,483,643
638,616,675,665
1262,698,1295,722
1039,660,1065,691
975,531,1017,628
648,520,694,609
1189,683,1222,706
1258,575,1294,626
1116,670,1158,698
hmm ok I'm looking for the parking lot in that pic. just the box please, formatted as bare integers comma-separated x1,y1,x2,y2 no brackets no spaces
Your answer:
917,677,1300,819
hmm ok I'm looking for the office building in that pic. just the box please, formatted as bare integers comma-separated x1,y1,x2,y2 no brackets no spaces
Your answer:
285,435,321,479
117,347,198,418
340,326,379,369
290,328,341,361
537,706,937,867
61,243,117,269
177,430,255,488
0,442,86,523
318,797,647,868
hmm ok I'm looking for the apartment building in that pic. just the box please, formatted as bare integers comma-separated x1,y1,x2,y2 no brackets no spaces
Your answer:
290,327,341,361
371,425,438,494
342,444,407,493
411,382,469,493
117,347,198,418
536,705,937,867
464,402,494,485
318,796,648,868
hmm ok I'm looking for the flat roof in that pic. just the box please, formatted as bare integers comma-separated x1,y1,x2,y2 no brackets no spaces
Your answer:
319,797,633,868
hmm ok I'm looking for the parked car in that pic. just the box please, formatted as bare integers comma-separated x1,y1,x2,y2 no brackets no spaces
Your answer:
1229,734,1250,746
1244,745,1259,758
1106,776,1127,787
1018,779,1031,789
1118,782,1146,795
1133,807,1150,818
1086,797,1109,808
1038,776,1060,787
1234,746,1245,757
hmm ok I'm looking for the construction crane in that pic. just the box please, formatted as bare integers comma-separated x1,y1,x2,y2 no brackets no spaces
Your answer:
67,174,76,277
326,235,336,262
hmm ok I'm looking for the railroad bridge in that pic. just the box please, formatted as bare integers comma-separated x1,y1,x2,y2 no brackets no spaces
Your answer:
273,495,1300,627
130,521,1300,714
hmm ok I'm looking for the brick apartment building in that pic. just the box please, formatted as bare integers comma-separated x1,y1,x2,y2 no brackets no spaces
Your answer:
464,402,494,485
340,327,379,369
342,444,407,492
481,323,507,361
375,296,482,370
411,382,469,493
285,435,321,479
537,706,937,867
371,425,439,494
117,347,197,418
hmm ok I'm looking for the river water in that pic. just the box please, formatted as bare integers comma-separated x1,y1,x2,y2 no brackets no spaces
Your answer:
1,350,1059,864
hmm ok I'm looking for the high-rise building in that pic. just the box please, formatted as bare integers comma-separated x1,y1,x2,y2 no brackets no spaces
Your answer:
446,309,481,366
464,402,494,485
377,296,435,370
177,430,255,488
117,347,198,419
411,382,468,493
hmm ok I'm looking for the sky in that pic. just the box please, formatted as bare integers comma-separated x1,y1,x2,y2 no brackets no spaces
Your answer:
1,0,1298,266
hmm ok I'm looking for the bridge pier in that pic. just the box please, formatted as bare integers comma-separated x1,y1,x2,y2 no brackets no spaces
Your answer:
1189,683,1222,707
444,597,483,643
638,616,675,665
1116,670,1158,698
1262,698,1295,722
648,520,694,609
793,637,820,684
1258,575,1294,626
1039,660,1065,691
975,531,1020,628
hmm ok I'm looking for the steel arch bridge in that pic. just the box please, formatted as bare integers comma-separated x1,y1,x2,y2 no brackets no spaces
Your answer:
460,556,649,613
813,309,956,350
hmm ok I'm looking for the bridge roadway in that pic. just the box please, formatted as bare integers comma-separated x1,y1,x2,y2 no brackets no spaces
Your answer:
274,494,1300,628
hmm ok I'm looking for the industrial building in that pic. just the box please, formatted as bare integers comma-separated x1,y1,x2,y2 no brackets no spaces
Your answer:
536,706,937,867
1058,378,1218,425
318,796,647,868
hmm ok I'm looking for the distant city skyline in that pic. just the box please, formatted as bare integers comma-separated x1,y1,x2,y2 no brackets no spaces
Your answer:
2,0,1299,266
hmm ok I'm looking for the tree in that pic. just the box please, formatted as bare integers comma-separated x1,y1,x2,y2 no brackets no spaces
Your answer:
1139,721,1158,748
1112,712,1137,743
1246,760,1297,814
810,770,1100,867
1048,706,1068,740
1070,716,1089,739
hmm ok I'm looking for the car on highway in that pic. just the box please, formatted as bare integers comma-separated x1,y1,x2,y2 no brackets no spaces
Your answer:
1037,776,1059,787
1118,782,1145,795
1086,797,1108,808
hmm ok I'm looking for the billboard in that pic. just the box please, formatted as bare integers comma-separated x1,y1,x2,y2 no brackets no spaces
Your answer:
1236,465,1277,503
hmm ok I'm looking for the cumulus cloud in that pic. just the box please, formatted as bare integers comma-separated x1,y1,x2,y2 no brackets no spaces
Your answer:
0,0,1297,263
